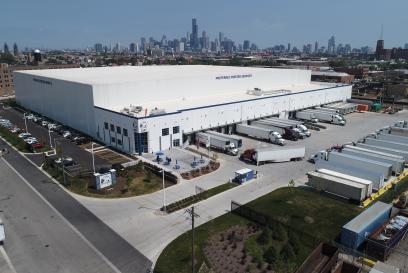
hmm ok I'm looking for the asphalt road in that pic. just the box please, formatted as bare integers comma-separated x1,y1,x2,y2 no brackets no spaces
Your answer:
0,107,111,171
0,138,152,273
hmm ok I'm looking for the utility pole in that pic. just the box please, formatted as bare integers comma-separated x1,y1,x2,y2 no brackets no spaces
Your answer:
161,169,166,212
23,113,28,133
185,206,200,273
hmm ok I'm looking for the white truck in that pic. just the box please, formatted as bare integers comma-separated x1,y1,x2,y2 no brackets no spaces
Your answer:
264,118,311,137
295,111,319,123
298,110,346,126
196,132,238,155
206,130,243,148
236,123,286,145
261,119,307,139
240,146,305,165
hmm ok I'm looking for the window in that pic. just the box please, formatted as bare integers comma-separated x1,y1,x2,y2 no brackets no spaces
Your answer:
104,122,108,129
173,126,180,134
116,126,121,134
117,139,122,145
162,128,169,136
110,124,114,131
173,139,180,147
111,137,116,143
123,128,128,137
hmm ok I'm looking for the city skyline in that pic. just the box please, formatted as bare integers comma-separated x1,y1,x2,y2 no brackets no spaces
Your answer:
1,0,408,50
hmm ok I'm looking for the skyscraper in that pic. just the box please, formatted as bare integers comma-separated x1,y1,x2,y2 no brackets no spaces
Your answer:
328,36,336,54
13,43,19,56
3,43,9,54
140,37,146,51
287,43,291,53
314,41,319,53
192,18,198,50
243,40,250,51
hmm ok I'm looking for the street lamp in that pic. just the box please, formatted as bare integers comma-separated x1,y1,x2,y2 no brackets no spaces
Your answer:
23,112,28,133
161,169,166,212
48,127,53,149
91,142,96,174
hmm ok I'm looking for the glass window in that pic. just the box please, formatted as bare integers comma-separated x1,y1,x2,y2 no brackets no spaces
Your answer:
104,122,108,129
116,126,121,134
173,126,180,134
111,137,116,143
123,128,128,137
117,139,122,145
110,124,114,131
162,128,169,136
173,139,180,147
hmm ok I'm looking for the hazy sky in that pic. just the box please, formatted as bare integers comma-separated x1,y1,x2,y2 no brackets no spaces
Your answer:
1,0,407,50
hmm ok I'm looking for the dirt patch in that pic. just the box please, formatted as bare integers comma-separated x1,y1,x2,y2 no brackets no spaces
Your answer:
203,225,274,273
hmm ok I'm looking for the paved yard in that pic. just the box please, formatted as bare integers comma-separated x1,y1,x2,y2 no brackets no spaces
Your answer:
66,111,408,263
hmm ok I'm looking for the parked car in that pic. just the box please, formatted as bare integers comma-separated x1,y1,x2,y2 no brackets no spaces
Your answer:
48,123,57,130
25,138,38,145
31,142,43,149
10,127,21,133
54,156,74,166
62,131,71,138
18,132,31,139
26,114,34,120
33,116,42,123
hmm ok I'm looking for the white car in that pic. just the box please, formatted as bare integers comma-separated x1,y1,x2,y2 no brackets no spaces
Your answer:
41,121,49,127
25,137,38,144
62,131,71,138
10,127,21,133
26,114,34,120
48,123,57,130
18,132,31,139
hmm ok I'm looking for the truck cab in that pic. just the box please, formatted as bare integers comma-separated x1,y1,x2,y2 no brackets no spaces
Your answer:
227,143,239,156
270,132,286,146
293,128,306,139
333,115,346,126
309,150,329,163
297,124,311,137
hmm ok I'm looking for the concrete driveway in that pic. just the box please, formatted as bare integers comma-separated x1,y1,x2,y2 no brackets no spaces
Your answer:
70,111,408,263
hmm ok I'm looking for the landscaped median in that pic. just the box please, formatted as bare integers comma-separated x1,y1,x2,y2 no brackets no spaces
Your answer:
42,158,178,198
162,182,238,213
154,187,361,273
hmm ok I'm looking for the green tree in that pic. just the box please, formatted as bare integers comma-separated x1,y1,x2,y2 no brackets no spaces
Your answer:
288,232,301,254
281,243,296,260
272,224,288,242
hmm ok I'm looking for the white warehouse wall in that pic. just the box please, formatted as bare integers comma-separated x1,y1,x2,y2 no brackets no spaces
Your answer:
14,72,96,136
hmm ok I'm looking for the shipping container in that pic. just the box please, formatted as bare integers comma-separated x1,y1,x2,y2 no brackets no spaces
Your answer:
294,243,339,273
356,143,408,162
315,160,384,189
307,171,366,201
341,201,392,249
341,148,404,174
317,168,373,197
364,138,408,152
329,151,393,179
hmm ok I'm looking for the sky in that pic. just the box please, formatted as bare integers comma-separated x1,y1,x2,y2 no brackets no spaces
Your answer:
1,0,407,50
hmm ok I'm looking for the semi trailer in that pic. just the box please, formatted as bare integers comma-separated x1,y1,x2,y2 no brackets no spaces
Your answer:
356,143,408,163
235,123,286,145
363,138,408,152
375,132,408,144
307,171,366,202
251,120,299,141
206,130,243,148
240,146,305,165
196,132,238,156
390,126,408,137
295,111,319,123
260,119,306,139
263,117,311,137
297,110,346,125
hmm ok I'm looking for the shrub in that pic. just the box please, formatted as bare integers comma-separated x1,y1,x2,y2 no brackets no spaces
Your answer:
272,224,288,242
289,232,301,254
263,245,279,264
257,228,271,245
281,243,296,260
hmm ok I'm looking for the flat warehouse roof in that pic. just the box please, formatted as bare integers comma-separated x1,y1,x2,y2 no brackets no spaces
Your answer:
15,65,307,85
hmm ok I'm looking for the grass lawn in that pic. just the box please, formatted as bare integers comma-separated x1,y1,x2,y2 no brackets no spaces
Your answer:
165,182,238,213
154,187,362,273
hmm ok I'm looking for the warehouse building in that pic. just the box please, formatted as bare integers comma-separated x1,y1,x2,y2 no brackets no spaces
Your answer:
14,65,352,154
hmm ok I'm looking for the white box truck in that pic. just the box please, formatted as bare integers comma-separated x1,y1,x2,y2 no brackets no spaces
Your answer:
235,123,286,145
196,132,238,155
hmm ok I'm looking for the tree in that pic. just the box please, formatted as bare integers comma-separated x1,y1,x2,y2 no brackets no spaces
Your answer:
257,228,271,245
288,232,301,254
288,179,295,188
281,243,295,260
272,224,288,242
263,245,279,264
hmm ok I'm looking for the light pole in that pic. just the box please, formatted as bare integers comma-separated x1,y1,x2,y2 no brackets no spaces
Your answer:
48,127,53,149
91,142,96,174
23,112,28,133
161,169,166,212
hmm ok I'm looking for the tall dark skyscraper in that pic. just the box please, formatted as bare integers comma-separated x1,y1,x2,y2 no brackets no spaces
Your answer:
192,18,198,50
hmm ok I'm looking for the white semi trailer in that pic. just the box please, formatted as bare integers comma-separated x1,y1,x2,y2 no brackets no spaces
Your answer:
299,110,346,125
206,131,243,148
235,123,286,145
240,146,305,165
263,118,311,137
295,111,319,123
